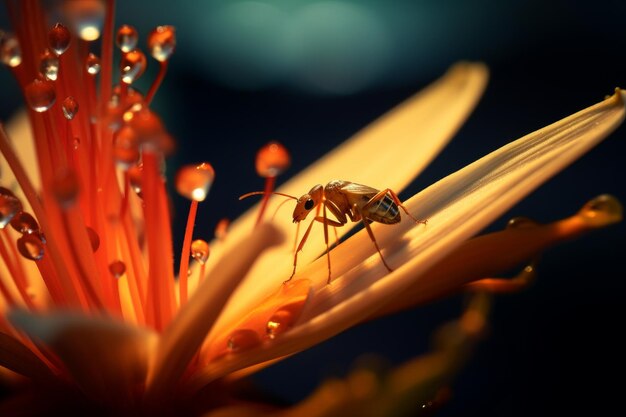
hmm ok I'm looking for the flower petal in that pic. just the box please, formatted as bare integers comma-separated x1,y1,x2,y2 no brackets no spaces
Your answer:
8,310,157,406
190,89,625,388
203,62,488,342
145,224,283,403
0,331,55,384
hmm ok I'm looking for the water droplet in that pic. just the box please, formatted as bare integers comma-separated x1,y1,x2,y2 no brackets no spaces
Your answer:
120,49,146,84
256,141,290,178
113,126,140,168
17,233,45,261
0,32,22,67
10,211,39,234
85,53,100,75
266,300,307,339
190,239,210,264
0,187,23,228
127,108,171,152
61,0,105,41
86,226,100,252
109,260,126,278
25,78,56,112
227,329,261,352
62,96,79,120
578,194,623,227
116,24,138,53
147,25,176,62
215,218,230,240
39,49,60,81
128,163,143,196
175,162,215,202
506,217,539,230
52,169,80,207
48,23,71,55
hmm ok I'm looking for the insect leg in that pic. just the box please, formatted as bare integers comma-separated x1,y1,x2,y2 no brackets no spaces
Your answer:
287,217,316,283
357,206,393,273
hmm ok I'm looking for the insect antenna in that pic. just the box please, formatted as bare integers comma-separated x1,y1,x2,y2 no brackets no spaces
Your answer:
238,191,298,201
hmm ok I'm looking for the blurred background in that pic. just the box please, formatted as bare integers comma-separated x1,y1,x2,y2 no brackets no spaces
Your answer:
2,0,625,415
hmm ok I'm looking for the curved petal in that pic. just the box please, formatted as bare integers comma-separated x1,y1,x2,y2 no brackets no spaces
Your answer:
204,62,488,341
8,310,157,407
189,89,624,388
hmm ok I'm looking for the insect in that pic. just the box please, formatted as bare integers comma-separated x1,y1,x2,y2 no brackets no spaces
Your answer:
240,180,427,284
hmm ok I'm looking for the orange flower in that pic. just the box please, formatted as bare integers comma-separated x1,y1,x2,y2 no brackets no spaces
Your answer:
0,1,623,416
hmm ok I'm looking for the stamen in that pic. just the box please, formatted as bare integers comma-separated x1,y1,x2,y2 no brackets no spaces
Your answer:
253,141,290,226
145,25,176,104
175,162,215,305
214,218,230,241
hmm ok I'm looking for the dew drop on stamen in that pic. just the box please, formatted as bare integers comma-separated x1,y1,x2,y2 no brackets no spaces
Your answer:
48,23,71,55
0,32,22,67
62,96,79,120
52,169,80,207
147,25,176,62
86,226,100,252
109,260,126,278
578,194,623,227
120,49,146,84
17,233,45,261
190,239,210,264
256,141,290,178
128,163,143,196
39,49,60,81
116,24,138,53
0,187,23,228
25,78,56,112
215,218,230,240
175,163,215,202
10,211,39,234
85,53,101,75
113,126,140,168
62,0,104,42
227,329,261,352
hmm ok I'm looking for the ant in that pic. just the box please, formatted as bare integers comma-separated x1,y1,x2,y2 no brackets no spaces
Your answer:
240,180,427,284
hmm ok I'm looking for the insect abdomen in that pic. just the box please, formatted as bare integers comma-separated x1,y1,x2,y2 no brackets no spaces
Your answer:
366,194,400,224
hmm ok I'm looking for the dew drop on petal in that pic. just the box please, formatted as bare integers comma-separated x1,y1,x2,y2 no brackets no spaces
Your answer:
147,25,176,62
266,287,310,339
62,0,104,41
85,53,100,75
109,260,126,278
256,141,290,178
17,233,45,261
116,24,138,53
578,194,623,227
52,169,80,207
506,216,539,230
10,211,39,234
86,226,100,252
120,49,146,84
62,96,79,120
25,78,56,112
175,163,215,202
0,187,23,228
48,23,71,55
190,239,209,264
227,329,261,352
0,32,22,67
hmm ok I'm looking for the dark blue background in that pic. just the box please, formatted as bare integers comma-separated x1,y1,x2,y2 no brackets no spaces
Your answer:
2,1,625,415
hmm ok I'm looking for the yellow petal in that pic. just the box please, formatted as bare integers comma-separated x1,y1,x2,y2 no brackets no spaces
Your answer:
189,89,624,388
204,62,488,343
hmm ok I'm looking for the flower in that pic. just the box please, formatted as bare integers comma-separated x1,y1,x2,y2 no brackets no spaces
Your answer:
0,1,624,416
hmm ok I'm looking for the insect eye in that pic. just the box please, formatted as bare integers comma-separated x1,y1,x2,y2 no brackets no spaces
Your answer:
304,199,315,210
